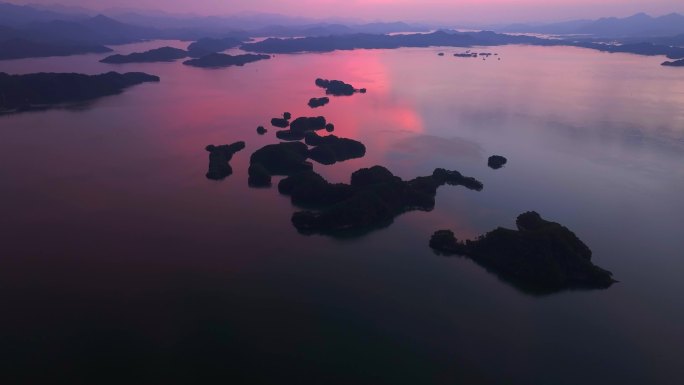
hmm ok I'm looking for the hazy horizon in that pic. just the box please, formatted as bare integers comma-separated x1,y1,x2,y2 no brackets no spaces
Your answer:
8,0,684,24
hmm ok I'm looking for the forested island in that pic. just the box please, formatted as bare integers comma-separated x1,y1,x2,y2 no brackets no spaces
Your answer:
662,59,684,66
182,53,271,68
0,71,159,113
101,47,189,63
205,142,246,180
308,97,329,108
430,211,616,293
187,37,245,57
283,166,483,236
315,78,366,96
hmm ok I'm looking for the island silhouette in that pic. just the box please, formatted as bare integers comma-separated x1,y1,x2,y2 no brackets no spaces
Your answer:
0,71,159,114
430,212,616,293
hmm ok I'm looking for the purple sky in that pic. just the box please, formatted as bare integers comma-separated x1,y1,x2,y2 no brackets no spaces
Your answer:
11,0,684,23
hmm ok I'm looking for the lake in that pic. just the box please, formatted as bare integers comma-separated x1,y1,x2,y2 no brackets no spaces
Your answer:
1,40,683,384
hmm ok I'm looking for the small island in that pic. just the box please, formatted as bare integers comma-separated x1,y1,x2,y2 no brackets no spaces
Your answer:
100,47,189,64
205,142,246,180
248,128,366,186
290,116,328,131
182,53,271,68
661,59,684,67
271,117,290,128
308,97,330,108
0,71,160,114
488,155,508,169
187,37,244,57
280,166,483,235
429,211,616,293
315,78,364,96
305,132,366,165
275,116,329,141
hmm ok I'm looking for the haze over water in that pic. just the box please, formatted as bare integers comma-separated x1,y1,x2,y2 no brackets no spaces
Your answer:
1,40,684,384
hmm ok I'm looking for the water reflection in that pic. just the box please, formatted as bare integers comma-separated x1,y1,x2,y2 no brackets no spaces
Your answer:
0,41,683,384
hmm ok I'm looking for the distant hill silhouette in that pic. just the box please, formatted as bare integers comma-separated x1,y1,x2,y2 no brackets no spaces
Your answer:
500,12,684,37
241,31,495,53
2,1,683,62
0,1,82,27
187,37,244,57
0,1,427,41
252,22,429,37
0,38,111,60
241,30,684,59
17,14,160,45
0,8,169,59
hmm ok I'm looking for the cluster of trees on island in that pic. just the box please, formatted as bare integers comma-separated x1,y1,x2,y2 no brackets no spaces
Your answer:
661,58,684,67
0,71,159,113
99,44,272,69
430,212,616,293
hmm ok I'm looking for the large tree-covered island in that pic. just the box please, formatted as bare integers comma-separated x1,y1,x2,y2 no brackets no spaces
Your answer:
430,211,616,293
281,166,483,236
0,71,160,113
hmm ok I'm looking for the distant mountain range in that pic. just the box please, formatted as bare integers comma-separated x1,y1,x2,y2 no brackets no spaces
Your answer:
1,1,684,62
0,1,83,26
0,1,428,39
500,13,684,37
0,1,431,60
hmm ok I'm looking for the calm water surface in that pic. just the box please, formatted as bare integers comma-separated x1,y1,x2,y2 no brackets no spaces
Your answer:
1,40,683,384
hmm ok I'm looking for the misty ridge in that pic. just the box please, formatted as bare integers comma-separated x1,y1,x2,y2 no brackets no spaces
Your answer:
1,0,684,62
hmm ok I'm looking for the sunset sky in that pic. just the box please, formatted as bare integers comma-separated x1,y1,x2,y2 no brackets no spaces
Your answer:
9,0,684,23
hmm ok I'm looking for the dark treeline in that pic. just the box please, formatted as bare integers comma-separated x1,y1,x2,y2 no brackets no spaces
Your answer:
241,30,684,59
182,53,271,68
101,47,189,64
0,72,159,113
